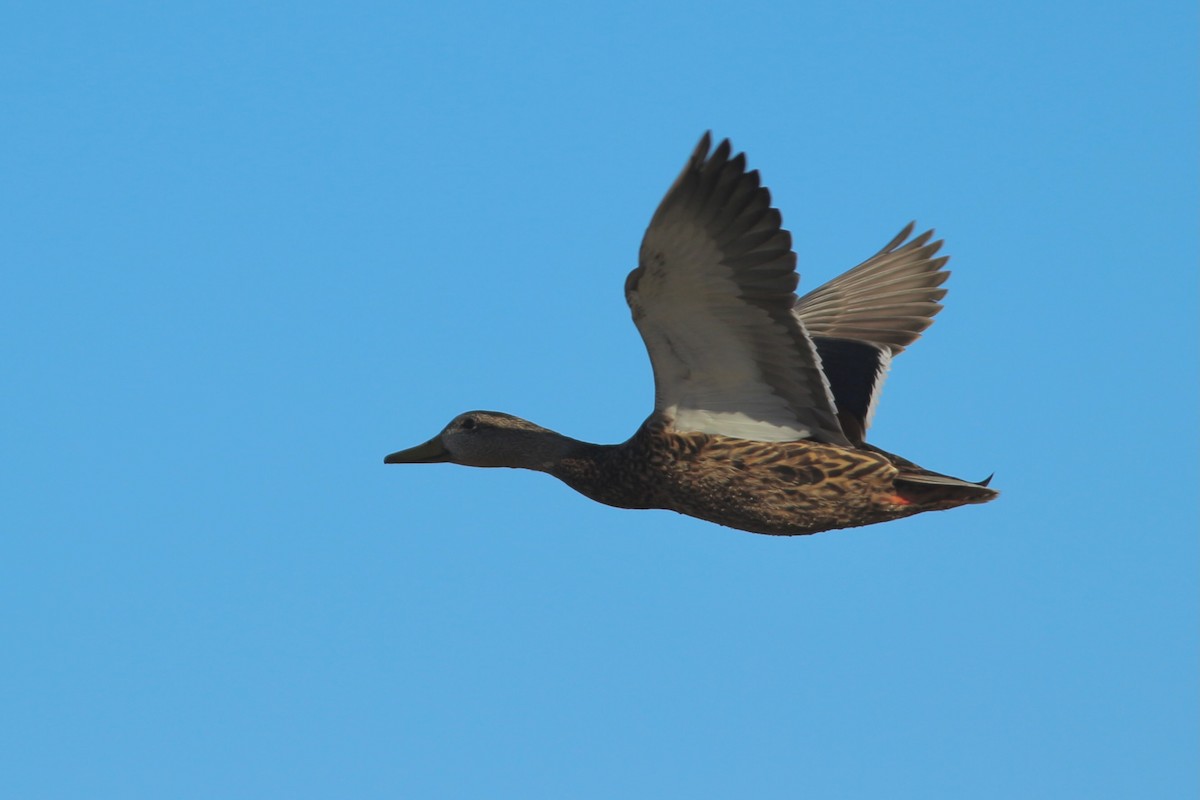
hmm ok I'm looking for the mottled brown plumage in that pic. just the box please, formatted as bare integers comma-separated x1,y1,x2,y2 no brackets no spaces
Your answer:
385,134,997,536
557,417,987,536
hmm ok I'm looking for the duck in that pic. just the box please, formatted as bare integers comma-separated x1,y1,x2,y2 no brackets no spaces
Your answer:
385,133,997,536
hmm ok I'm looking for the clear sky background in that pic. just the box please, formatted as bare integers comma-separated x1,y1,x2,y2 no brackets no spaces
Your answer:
3,1,1196,797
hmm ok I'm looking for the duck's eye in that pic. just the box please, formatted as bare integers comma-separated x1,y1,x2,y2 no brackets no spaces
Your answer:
460,417,477,430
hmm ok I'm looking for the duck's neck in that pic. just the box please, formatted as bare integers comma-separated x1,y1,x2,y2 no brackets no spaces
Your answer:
500,431,614,474
544,436,660,511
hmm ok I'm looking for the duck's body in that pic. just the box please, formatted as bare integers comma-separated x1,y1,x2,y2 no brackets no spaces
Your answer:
386,134,997,536
552,416,992,536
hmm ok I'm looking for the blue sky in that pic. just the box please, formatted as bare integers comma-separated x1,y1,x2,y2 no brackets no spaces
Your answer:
3,1,1196,797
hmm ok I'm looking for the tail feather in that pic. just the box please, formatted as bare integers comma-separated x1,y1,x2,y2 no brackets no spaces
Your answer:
894,470,998,507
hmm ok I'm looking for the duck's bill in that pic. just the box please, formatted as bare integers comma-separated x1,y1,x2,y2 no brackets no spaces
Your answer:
384,437,450,464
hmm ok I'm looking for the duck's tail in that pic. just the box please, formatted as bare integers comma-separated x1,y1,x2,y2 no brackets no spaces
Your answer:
860,443,999,509
893,470,999,508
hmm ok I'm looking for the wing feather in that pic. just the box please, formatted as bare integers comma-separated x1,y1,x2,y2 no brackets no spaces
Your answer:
626,134,849,445
795,222,949,350
794,223,952,442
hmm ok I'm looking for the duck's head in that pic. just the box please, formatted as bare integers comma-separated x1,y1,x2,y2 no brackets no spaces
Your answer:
384,411,568,470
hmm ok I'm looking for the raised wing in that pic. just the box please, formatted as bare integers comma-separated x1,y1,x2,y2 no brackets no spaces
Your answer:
626,133,850,445
794,223,950,443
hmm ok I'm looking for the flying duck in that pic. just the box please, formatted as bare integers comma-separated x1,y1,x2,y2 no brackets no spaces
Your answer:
385,133,997,535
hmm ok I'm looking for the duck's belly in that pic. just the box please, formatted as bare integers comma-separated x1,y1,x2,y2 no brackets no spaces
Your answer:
654,440,916,536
